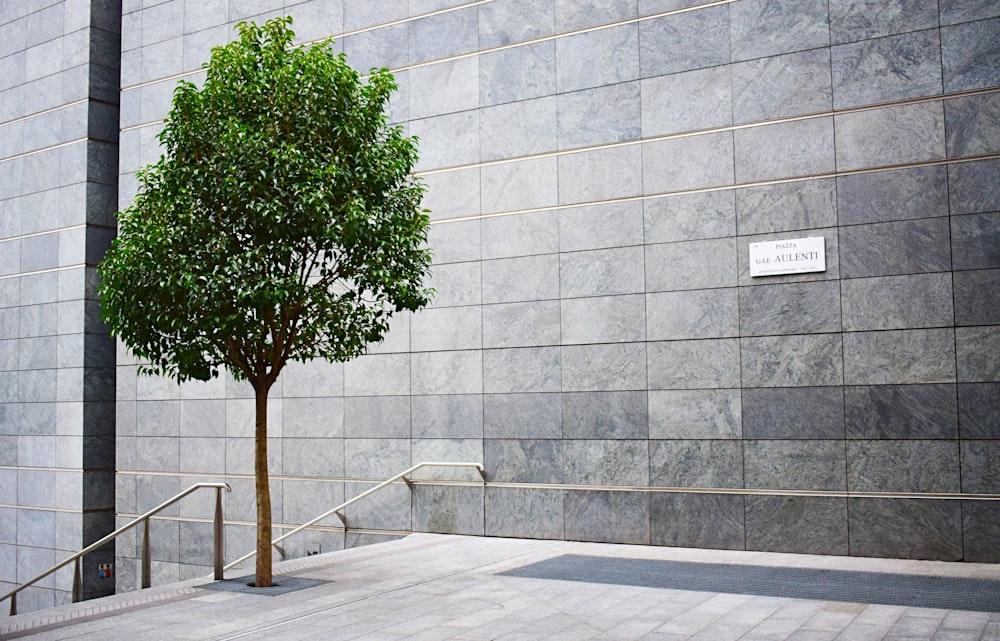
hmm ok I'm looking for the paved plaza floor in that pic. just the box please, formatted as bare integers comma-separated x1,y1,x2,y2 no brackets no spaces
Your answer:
2,533,999,641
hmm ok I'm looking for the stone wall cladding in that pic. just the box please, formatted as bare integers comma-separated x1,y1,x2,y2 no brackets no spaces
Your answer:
108,0,1000,587
0,0,120,613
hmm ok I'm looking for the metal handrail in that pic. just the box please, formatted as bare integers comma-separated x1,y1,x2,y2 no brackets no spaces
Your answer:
224,461,485,571
2,482,230,616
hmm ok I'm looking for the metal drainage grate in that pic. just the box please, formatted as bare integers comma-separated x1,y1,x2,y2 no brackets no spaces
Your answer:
500,555,1000,613
198,576,328,597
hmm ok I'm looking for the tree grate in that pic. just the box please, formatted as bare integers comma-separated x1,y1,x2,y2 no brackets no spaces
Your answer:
499,555,1000,613
198,576,328,597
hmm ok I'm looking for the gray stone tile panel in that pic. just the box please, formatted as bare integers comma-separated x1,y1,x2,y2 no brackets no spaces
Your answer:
562,342,646,391
342,480,411,531
649,439,743,487
483,346,561,393
945,91,1000,158
638,5,729,77
844,328,956,385
958,383,1000,438
959,440,1000,493
409,56,479,119
344,353,410,396
426,261,482,308
177,436,225,474
641,65,731,137
836,165,948,226
482,300,560,349
343,438,411,478
650,493,745,550
563,490,650,544
484,438,563,483
745,496,848,555
411,350,483,395
479,95,558,162
940,0,1000,24
838,217,951,278
648,339,741,390
951,213,1000,270
845,384,958,440
421,167,481,221
962,501,1000,562
742,387,845,439
561,246,644,298
835,102,945,171
556,0,636,31
558,81,641,149
949,158,1000,216
730,0,830,62
411,394,483,439
479,41,555,107
829,0,939,44
558,144,643,204
741,334,844,387
484,392,562,438
479,0,555,48
408,7,478,65
735,117,834,182
485,487,563,539
848,498,962,560
737,178,836,237
412,485,485,536
831,29,942,109
954,268,1000,326
556,23,639,93
957,326,1000,382
482,211,558,260
745,439,846,490
649,389,741,439
560,201,644,252
642,130,735,193
848,440,960,493
562,390,648,439
646,287,739,340
410,305,482,353
732,48,832,123
410,110,479,172
645,237,737,292
483,254,558,304
941,18,1000,92
481,157,559,215
344,396,410,439
561,294,646,345
282,437,344,478
740,280,843,336
344,0,408,32
410,438,484,480
841,273,954,331
281,397,344,439
287,2,344,44
428,219,481,265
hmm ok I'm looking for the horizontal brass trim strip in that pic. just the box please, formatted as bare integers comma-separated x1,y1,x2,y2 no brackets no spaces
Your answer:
430,150,1000,226
111,472,1000,502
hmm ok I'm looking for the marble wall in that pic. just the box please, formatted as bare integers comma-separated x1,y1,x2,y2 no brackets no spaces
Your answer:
0,0,120,612
7,0,999,607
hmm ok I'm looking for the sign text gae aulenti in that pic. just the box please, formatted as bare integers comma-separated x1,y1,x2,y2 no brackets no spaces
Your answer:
749,237,826,277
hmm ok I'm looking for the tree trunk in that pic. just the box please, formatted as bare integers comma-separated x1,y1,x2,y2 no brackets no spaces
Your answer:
253,382,273,587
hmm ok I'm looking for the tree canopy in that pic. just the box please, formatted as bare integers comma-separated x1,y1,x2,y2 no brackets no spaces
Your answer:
99,17,433,586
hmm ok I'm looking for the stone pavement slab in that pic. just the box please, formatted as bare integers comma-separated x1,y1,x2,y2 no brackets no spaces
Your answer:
2,534,1000,641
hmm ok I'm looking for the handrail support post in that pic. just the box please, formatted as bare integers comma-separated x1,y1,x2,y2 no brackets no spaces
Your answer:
141,517,151,590
72,558,82,603
214,487,224,581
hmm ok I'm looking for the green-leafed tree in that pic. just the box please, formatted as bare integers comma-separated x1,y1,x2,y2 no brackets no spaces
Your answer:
99,17,432,588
